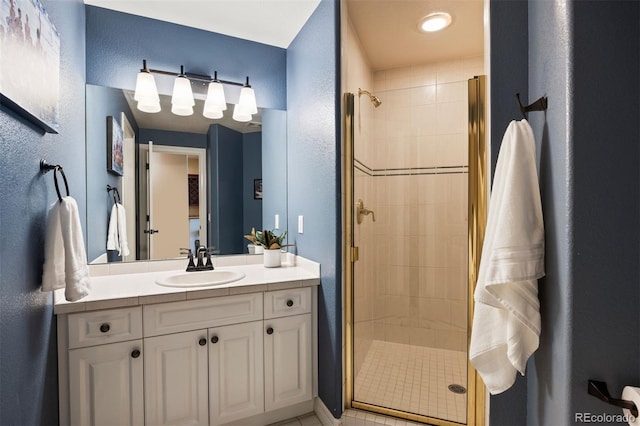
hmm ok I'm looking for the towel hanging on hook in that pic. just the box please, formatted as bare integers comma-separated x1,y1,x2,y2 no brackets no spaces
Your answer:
40,159,70,202
516,93,548,120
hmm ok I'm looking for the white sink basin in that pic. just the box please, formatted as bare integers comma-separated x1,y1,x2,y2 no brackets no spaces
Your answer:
156,270,246,288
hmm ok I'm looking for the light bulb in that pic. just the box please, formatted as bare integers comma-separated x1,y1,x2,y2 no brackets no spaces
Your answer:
204,81,227,111
171,104,194,116
137,101,161,113
134,71,159,104
418,12,452,32
238,86,257,115
203,107,223,119
232,103,252,122
171,76,195,108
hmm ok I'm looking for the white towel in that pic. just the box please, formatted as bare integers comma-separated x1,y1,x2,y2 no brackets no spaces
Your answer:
469,119,545,394
42,197,90,302
106,202,130,257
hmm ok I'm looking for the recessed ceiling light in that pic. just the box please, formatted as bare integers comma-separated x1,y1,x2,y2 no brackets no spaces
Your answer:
418,12,453,33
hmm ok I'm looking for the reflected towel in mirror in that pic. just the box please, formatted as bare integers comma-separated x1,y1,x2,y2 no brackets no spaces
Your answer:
107,203,130,257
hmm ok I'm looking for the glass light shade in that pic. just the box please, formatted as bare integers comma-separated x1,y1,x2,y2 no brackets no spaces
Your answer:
238,86,257,114
204,82,227,111
171,76,195,108
171,104,194,116
203,106,223,119
232,103,252,122
137,100,161,113
418,12,452,32
134,71,159,104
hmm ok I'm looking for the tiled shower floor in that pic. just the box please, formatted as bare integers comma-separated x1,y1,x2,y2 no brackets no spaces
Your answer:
354,340,468,424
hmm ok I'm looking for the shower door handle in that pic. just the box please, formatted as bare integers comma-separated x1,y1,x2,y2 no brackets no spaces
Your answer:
356,199,376,224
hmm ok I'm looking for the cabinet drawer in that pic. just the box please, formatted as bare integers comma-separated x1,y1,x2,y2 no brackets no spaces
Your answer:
264,287,311,319
144,293,263,337
68,307,142,349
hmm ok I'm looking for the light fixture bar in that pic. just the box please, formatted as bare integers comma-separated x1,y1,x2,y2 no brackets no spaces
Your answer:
142,62,247,87
138,60,256,122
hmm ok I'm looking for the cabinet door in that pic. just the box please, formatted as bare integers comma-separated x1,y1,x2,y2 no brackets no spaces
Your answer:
144,330,209,426
69,340,143,426
264,314,312,411
209,321,264,426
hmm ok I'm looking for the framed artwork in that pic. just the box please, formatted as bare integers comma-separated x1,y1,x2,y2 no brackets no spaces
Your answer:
107,116,124,175
0,0,61,133
254,179,262,200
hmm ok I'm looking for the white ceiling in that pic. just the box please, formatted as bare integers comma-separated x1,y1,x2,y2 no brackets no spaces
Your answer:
84,0,321,48
346,0,484,70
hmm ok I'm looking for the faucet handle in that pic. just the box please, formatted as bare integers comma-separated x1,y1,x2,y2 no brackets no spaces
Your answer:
181,248,196,271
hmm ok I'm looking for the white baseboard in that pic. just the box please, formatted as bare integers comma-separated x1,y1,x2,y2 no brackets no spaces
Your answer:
314,397,342,426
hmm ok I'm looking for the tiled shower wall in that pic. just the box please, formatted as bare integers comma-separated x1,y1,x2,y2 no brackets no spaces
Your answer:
347,11,484,377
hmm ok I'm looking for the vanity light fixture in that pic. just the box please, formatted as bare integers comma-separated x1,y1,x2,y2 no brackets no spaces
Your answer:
203,72,227,119
134,60,161,113
133,60,258,121
418,12,452,32
171,66,195,116
232,77,258,122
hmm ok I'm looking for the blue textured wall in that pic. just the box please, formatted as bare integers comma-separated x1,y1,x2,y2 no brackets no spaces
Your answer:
490,1,640,425
487,1,530,424
85,6,286,110
528,1,640,424
261,109,288,238
85,85,138,263
286,0,342,417
242,132,262,238
208,125,244,254
0,0,85,424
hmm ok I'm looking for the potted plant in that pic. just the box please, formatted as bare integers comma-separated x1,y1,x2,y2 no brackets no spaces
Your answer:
244,228,289,267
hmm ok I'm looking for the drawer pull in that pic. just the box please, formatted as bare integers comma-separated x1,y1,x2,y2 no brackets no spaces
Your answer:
286,299,294,307
99,323,110,333
198,338,207,346
131,349,141,359
211,336,219,344
266,327,274,335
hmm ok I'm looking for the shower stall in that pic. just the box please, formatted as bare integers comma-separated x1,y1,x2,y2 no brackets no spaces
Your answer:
345,74,487,425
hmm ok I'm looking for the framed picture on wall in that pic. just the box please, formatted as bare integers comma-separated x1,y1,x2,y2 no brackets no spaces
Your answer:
0,0,61,133
107,116,124,175
254,179,263,200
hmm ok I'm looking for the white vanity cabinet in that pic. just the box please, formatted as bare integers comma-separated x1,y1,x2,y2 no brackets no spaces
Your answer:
208,321,265,425
65,307,144,426
264,289,313,412
144,330,209,426
57,285,317,426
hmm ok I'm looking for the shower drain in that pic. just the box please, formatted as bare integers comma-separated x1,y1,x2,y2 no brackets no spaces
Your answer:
448,384,467,394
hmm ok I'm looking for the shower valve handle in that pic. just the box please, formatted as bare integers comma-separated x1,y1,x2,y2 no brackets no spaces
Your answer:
356,199,376,224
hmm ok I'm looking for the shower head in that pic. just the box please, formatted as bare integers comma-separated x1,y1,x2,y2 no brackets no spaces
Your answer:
358,88,382,108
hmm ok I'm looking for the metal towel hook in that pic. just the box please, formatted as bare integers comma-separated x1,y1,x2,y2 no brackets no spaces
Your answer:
516,93,548,120
588,380,639,417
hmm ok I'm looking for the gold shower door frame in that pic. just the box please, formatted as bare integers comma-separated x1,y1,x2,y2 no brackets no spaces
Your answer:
343,76,488,426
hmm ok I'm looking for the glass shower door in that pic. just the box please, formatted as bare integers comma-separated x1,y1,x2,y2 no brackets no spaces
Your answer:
347,77,485,425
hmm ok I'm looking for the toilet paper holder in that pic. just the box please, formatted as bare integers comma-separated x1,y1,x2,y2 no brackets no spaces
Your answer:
588,379,639,417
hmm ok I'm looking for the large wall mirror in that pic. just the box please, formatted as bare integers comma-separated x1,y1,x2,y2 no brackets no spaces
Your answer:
86,85,287,264
84,5,289,265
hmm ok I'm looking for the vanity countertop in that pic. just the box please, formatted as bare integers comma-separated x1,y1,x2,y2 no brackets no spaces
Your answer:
54,255,320,315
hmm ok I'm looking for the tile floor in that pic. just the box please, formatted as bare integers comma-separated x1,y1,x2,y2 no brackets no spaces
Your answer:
354,340,467,424
268,412,322,426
